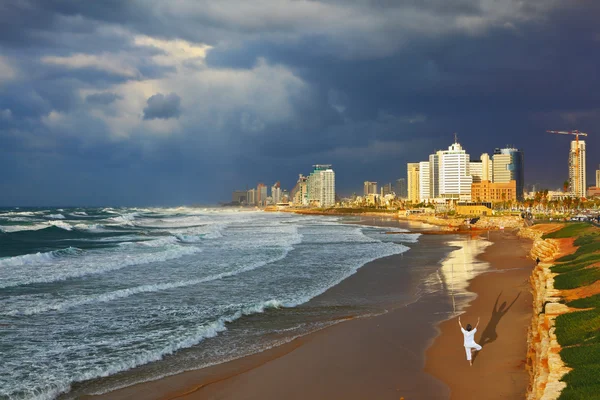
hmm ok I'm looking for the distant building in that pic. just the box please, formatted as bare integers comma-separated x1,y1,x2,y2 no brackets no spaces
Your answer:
429,151,442,198
246,188,256,205
232,190,247,204
271,181,282,204
382,183,393,196
569,140,586,198
364,181,378,196
419,161,430,201
395,178,407,199
480,153,492,181
291,174,308,206
257,183,268,207
307,164,335,207
493,147,524,201
439,141,472,201
587,187,600,198
596,165,600,188
407,163,420,203
471,180,517,203
469,161,483,183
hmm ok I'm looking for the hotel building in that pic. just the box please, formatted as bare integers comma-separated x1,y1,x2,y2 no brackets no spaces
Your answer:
307,165,335,207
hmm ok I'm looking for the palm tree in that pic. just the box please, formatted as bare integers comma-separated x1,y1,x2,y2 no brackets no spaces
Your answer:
563,180,570,193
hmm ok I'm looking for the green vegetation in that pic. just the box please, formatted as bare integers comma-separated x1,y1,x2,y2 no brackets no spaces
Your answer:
543,223,594,239
546,223,600,400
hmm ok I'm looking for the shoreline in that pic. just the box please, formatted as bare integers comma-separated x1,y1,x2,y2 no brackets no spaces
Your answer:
83,218,456,399
85,220,532,400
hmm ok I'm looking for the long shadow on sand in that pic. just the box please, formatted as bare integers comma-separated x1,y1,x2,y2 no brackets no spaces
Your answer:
472,291,521,364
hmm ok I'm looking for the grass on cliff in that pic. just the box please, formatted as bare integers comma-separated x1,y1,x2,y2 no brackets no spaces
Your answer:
548,224,600,290
549,224,600,399
543,223,595,239
558,295,600,400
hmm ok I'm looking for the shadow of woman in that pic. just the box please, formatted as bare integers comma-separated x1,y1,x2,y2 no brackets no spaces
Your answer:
472,291,521,364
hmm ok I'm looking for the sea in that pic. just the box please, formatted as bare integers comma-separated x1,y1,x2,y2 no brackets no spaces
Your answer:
0,207,427,400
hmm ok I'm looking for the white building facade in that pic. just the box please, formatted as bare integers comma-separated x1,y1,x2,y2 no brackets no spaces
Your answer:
439,141,472,200
419,161,431,202
307,165,335,207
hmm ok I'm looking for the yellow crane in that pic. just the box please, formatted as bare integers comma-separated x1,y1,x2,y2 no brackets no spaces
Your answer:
547,130,588,198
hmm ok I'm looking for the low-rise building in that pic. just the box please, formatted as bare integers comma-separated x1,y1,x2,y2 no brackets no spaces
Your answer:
456,202,493,216
471,180,517,203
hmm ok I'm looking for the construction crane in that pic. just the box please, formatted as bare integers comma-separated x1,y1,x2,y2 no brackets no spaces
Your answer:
547,130,588,198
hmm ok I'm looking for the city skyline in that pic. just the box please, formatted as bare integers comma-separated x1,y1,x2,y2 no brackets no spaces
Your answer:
1,2,600,206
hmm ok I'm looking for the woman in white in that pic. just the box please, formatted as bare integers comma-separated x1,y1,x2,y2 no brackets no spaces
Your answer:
458,316,481,366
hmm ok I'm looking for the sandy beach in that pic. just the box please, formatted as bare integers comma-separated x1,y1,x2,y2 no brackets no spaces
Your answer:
425,229,534,399
86,224,534,400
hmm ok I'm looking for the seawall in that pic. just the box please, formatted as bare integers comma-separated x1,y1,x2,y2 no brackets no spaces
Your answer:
518,226,572,400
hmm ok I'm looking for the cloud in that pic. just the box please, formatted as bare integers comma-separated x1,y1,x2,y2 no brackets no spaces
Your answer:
41,53,140,78
85,92,122,105
0,56,17,83
142,93,182,120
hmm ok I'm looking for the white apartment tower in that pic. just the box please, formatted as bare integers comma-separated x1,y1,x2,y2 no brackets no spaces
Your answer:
480,153,492,181
307,165,335,207
469,161,483,183
596,165,600,188
569,140,586,198
407,163,420,203
439,141,472,200
419,161,431,201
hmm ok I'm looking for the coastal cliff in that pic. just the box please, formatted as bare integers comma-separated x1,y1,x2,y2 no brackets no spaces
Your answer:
519,226,572,400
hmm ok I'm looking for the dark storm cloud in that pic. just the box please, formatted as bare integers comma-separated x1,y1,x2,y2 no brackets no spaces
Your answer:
1,1,600,205
142,93,182,120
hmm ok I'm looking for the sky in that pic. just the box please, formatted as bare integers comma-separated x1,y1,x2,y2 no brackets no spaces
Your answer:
1,0,600,206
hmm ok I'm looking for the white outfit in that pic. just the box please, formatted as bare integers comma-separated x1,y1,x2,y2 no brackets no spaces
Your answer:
461,327,482,361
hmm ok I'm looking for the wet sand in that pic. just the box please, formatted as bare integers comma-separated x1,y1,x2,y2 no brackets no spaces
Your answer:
87,224,533,400
425,229,533,399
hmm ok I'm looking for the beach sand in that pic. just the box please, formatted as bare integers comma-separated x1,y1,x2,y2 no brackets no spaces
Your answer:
88,225,533,400
425,229,533,399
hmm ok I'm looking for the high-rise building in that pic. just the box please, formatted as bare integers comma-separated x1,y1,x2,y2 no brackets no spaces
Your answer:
428,151,442,199
395,178,407,199
439,141,472,201
290,174,308,206
569,140,586,198
364,181,378,196
419,161,430,201
257,183,268,206
596,165,600,188
480,153,492,181
469,161,483,183
307,165,336,207
492,147,524,201
407,163,420,203
246,188,256,205
382,183,393,196
271,182,282,204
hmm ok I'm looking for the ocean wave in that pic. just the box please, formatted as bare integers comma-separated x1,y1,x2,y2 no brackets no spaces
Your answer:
106,213,138,227
0,247,83,268
0,220,73,233
71,211,89,216
1,297,285,400
0,244,203,289
4,234,301,315
46,214,66,219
